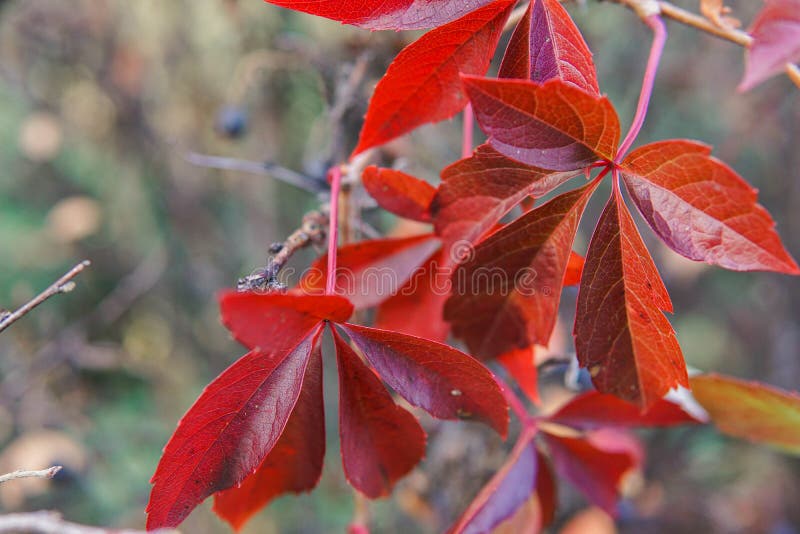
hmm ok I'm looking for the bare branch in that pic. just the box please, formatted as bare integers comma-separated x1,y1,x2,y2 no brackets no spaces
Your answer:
609,0,752,47
657,0,752,47
0,511,177,534
0,260,91,335
237,210,328,292
184,151,327,194
0,466,62,485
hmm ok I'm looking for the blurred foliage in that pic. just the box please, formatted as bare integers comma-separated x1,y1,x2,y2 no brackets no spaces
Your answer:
0,0,798,532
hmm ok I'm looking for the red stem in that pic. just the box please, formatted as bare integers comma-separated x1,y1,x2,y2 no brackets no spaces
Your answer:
494,374,535,426
462,104,474,159
326,166,342,295
616,15,667,162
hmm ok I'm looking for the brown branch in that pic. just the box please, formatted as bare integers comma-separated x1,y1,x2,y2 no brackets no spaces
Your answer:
184,151,327,193
0,511,177,534
0,466,61,485
608,0,752,47
237,210,328,292
657,1,752,47
0,260,91,335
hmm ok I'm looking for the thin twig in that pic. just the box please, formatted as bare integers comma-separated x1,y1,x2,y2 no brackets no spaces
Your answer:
616,14,667,160
610,0,752,47
184,151,326,194
328,52,372,165
494,373,535,426
0,511,177,534
0,260,91,335
658,1,752,47
237,210,328,292
0,466,61,485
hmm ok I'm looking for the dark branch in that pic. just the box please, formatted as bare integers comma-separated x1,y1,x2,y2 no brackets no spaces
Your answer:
237,210,328,292
0,260,91,335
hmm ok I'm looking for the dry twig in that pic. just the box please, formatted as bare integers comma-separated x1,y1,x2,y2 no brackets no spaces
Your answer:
0,511,177,534
0,466,62,485
0,261,91,335
237,210,328,291
184,151,327,193
608,0,753,47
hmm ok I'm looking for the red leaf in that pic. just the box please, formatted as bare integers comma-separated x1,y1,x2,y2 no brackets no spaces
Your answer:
212,344,325,531
535,450,557,528
574,189,688,408
738,0,800,91
146,326,323,529
450,434,539,533
547,391,699,430
564,251,585,286
498,347,540,405
497,2,533,80
219,291,353,350
621,140,799,274
498,0,599,95
263,0,496,30
542,429,639,515
445,181,599,360
297,235,441,309
362,167,436,223
374,250,451,342
461,76,620,171
352,0,515,155
333,328,426,497
433,143,580,247
690,373,800,455
339,323,509,436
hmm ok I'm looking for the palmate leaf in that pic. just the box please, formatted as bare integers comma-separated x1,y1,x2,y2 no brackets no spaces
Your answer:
212,345,325,531
433,143,581,247
547,391,699,430
333,328,426,497
499,0,600,95
298,234,441,309
352,0,515,155
146,326,324,529
574,189,688,408
461,76,619,171
738,0,800,91
450,437,541,534
147,293,507,530
362,167,437,223
691,373,800,455
342,323,509,436
374,249,451,343
263,0,496,30
542,429,641,515
620,140,799,274
445,180,599,360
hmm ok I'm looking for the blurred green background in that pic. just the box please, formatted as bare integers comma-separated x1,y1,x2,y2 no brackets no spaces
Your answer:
0,0,798,532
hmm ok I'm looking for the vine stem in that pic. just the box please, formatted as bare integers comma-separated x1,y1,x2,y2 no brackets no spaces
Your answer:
616,14,667,162
326,166,343,295
462,104,474,159
494,374,535,426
